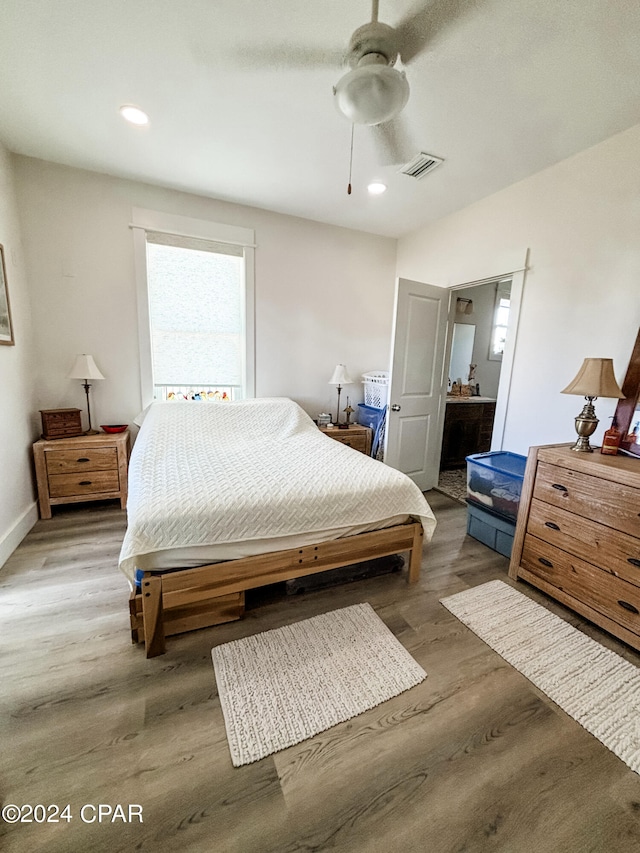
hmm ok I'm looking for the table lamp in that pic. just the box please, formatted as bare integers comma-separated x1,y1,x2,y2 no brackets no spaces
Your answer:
67,354,105,435
561,357,625,451
328,364,353,427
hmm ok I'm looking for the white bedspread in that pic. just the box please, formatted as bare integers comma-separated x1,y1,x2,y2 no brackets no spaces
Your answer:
118,398,436,583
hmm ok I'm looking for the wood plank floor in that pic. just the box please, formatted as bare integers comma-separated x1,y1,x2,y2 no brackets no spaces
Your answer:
1,493,640,853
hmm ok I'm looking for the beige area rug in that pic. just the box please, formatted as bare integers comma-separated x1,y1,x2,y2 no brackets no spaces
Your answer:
212,603,427,767
440,580,640,775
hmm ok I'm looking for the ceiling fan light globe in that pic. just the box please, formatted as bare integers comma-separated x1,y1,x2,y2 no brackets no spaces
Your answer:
333,65,409,126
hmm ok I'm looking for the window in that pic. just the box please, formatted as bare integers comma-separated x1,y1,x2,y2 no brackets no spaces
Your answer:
489,279,512,360
131,210,255,406
146,235,243,401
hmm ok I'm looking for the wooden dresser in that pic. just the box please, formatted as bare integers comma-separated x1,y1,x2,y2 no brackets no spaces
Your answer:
318,424,372,455
33,431,130,519
509,443,640,650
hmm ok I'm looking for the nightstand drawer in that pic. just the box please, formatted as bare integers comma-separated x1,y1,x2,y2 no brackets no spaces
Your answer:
336,434,368,452
45,447,118,474
534,461,640,537
319,425,372,455
521,534,640,635
48,470,120,498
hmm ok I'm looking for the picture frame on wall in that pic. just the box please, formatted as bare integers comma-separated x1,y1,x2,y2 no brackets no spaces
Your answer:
0,243,15,346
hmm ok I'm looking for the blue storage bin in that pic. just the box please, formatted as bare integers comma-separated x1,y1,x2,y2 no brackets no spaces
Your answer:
357,403,385,430
466,451,527,522
466,502,516,557
357,403,387,458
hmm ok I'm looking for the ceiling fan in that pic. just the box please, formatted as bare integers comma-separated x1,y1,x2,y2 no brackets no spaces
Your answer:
333,1,411,128
206,0,480,166
330,0,477,165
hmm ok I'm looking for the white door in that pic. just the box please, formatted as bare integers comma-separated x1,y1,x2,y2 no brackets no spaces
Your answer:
385,278,449,490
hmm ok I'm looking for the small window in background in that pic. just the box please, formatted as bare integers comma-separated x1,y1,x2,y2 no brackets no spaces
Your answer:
145,235,245,401
489,280,512,360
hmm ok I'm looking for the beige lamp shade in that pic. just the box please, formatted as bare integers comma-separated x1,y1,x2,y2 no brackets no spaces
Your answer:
328,364,353,385
561,358,624,399
67,354,105,381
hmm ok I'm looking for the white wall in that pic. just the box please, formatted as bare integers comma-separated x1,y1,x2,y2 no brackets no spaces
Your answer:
398,123,640,454
0,144,38,567
13,156,398,427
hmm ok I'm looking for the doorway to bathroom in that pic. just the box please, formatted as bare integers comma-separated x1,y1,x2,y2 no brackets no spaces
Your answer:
436,276,513,502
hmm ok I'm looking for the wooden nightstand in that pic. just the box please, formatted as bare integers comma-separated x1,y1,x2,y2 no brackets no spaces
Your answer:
33,431,130,519
319,424,372,455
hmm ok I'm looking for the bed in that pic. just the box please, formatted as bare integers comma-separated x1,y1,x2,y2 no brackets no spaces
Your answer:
121,398,436,657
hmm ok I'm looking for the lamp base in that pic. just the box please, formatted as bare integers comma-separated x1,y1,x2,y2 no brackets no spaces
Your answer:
570,399,598,452
84,428,100,436
570,436,595,452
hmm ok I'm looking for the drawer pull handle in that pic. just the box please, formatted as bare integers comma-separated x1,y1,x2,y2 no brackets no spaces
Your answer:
76,457,90,463
618,600,640,615
552,483,568,493
538,557,553,568
627,558,640,568
545,521,561,530
79,480,92,486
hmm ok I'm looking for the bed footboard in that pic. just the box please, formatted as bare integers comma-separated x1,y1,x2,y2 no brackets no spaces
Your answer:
129,588,246,655
129,521,424,658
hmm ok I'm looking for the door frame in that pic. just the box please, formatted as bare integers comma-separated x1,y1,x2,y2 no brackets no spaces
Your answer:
441,265,526,459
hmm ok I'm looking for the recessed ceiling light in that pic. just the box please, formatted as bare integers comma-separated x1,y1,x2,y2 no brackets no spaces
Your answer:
367,182,387,196
119,105,149,126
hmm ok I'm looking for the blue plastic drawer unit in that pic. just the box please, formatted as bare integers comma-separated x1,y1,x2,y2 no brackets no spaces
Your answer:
466,502,516,558
466,451,527,522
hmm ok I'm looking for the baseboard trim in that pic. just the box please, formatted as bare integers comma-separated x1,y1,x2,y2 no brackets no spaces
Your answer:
0,502,39,569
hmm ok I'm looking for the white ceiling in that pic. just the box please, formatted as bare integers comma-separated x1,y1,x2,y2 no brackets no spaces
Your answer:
1,0,639,238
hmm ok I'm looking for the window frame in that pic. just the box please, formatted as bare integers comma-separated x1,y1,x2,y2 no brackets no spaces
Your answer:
488,279,512,362
131,208,255,409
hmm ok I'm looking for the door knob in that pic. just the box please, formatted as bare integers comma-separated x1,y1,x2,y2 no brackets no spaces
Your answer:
391,404,401,412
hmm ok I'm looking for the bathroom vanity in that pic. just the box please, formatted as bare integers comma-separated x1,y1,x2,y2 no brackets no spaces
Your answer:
440,397,497,469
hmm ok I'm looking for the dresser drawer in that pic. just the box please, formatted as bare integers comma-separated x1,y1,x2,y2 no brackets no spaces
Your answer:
45,447,118,475
534,461,640,537
48,470,120,498
521,534,640,635
527,498,640,587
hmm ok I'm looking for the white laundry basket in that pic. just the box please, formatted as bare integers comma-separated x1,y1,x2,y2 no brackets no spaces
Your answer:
362,371,390,409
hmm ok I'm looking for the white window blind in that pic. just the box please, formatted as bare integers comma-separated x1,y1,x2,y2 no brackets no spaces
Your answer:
145,232,243,389
490,279,512,360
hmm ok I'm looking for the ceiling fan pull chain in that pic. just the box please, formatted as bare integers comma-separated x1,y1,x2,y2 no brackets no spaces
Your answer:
347,123,354,195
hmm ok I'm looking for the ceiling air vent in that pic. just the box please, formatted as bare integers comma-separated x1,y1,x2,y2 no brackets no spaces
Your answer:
398,152,444,180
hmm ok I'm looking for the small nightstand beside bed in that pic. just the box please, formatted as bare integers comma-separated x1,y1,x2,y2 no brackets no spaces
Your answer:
120,398,436,657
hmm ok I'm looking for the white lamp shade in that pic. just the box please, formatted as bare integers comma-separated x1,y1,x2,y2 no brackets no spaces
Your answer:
561,358,624,399
333,65,410,126
67,354,105,381
328,364,353,385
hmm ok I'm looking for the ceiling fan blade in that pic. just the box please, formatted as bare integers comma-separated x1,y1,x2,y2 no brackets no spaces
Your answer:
194,42,344,71
370,118,413,166
396,0,482,64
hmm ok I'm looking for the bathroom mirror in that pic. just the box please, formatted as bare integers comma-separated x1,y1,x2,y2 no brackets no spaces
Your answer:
449,323,476,387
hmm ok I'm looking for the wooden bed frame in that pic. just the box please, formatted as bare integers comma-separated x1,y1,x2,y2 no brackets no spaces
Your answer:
129,520,424,657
